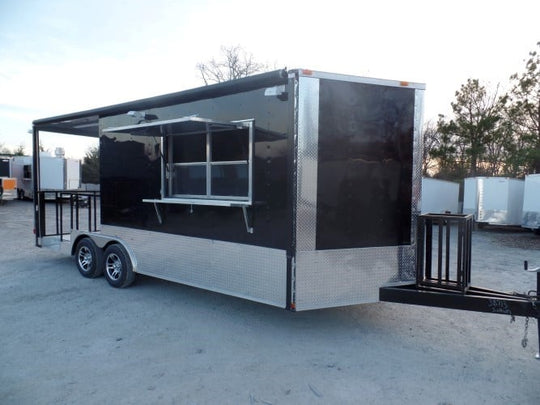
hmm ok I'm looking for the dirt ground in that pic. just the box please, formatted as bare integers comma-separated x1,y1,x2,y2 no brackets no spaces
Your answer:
1,200,539,404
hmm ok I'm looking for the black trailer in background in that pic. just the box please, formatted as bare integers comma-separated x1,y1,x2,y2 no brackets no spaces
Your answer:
31,69,539,357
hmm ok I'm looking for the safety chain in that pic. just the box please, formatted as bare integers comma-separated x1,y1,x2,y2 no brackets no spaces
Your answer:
521,317,529,348
511,287,538,350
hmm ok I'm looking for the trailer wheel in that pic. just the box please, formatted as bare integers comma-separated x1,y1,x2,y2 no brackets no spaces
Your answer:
75,238,103,278
103,244,135,288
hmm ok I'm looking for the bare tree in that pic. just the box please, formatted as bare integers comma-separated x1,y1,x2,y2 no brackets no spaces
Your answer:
196,45,269,85
0,143,10,155
422,120,440,176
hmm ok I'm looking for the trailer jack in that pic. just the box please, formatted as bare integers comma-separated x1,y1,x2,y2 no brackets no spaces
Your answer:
380,214,540,359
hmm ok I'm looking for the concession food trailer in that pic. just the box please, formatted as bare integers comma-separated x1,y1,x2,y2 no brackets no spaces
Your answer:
32,69,423,310
32,69,539,356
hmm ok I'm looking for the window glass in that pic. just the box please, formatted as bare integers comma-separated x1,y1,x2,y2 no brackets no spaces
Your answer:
173,165,206,195
172,133,206,163
23,165,32,179
211,130,248,162
211,164,248,197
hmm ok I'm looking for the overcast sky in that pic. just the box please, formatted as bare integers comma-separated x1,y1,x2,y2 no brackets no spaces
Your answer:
1,0,539,158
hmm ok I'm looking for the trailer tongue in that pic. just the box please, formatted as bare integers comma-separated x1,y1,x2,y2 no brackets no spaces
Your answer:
380,213,540,359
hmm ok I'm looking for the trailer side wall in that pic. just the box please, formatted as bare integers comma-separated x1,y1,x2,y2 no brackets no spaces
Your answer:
98,81,293,307
100,85,293,250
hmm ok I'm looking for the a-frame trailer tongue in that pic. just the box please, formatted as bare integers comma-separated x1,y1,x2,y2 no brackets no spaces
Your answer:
380,213,540,359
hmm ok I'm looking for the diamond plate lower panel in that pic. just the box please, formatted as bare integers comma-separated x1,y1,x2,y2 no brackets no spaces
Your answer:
101,225,287,307
295,246,415,311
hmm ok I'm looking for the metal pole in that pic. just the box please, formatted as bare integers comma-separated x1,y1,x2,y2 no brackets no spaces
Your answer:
32,127,43,245
525,260,540,360
536,272,540,360
87,193,91,232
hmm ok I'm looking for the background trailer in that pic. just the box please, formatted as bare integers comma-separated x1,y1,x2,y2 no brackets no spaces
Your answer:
522,173,540,232
32,69,424,311
463,177,524,226
0,156,17,202
420,177,460,214
11,152,81,200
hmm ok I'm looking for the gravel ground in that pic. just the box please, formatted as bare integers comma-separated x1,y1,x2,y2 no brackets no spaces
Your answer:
1,200,539,405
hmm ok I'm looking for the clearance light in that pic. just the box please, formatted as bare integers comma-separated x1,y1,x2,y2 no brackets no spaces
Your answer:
301,69,314,76
400,81,410,87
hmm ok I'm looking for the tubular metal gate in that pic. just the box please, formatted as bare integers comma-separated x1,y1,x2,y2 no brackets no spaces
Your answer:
35,190,100,245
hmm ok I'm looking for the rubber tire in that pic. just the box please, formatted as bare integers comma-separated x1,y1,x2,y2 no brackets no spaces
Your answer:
75,238,103,278
103,244,135,288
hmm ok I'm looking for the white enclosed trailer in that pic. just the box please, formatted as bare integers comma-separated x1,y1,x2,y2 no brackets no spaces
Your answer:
420,177,459,214
463,177,524,226
522,173,540,232
11,153,81,199
0,156,17,202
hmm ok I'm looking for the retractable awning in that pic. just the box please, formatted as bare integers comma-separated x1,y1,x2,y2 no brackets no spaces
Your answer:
34,115,100,137
103,116,246,137
33,69,287,137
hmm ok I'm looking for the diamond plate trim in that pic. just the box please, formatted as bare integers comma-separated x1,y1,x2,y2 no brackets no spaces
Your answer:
295,245,415,311
100,225,287,307
295,76,320,251
411,88,425,243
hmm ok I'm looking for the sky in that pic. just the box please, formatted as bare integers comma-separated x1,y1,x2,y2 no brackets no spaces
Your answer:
0,0,539,158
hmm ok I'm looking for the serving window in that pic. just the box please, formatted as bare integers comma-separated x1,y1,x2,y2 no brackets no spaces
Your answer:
169,127,250,200
103,116,254,208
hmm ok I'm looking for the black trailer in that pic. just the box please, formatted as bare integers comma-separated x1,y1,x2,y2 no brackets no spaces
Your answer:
32,69,539,355
33,69,423,310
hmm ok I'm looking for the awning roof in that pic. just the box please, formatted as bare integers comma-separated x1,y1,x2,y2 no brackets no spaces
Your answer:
32,69,288,137
103,116,245,137
34,115,100,137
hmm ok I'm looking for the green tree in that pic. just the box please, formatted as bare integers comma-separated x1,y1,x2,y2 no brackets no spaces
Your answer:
196,45,269,85
81,147,99,184
436,79,508,177
507,41,540,173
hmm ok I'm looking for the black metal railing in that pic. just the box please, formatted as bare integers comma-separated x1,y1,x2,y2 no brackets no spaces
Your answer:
416,213,473,293
36,190,100,242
